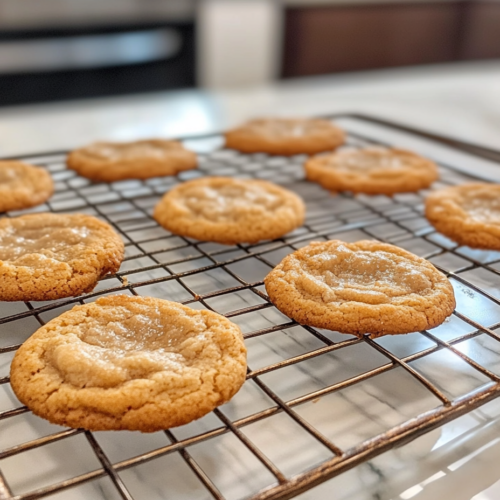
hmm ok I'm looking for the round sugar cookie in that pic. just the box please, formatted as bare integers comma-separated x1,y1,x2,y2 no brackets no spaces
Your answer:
154,176,305,244
10,295,247,432
0,161,53,212
305,147,438,195
425,183,500,249
264,240,455,338
0,213,124,301
224,118,345,156
67,139,197,182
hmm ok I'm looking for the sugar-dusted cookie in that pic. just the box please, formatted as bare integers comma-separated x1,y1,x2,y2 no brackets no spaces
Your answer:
10,295,247,432
0,213,124,301
264,240,455,338
67,139,197,182
0,161,53,212
154,176,305,244
305,147,438,195
425,183,500,249
224,118,345,156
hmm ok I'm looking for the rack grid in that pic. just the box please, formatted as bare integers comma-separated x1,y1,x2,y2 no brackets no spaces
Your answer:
1,114,500,500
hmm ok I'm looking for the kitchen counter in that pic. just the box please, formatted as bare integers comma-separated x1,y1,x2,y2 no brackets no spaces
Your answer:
2,60,500,500
0,60,499,157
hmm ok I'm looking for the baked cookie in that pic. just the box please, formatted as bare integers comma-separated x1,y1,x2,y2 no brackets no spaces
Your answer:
264,240,455,338
154,176,305,244
0,161,53,212
305,147,438,195
224,118,345,156
10,295,247,432
0,213,124,301
425,183,500,249
67,139,197,182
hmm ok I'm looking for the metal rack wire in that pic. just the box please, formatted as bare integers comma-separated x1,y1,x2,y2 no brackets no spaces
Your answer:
1,114,500,500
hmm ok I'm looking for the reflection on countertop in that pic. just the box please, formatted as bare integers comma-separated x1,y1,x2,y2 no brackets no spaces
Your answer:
299,396,500,500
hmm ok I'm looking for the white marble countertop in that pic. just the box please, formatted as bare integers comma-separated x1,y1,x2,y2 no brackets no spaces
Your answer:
2,60,500,500
1,60,500,158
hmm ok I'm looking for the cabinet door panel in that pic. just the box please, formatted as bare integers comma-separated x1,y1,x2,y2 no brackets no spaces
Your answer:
282,4,461,77
461,2,500,59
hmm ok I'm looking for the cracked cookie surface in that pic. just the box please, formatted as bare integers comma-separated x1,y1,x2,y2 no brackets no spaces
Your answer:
264,240,455,337
67,139,197,182
305,147,438,195
0,161,53,212
224,118,345,155
0,213,124,301
154,176,305,244
10,295,247,432
425,183,500,249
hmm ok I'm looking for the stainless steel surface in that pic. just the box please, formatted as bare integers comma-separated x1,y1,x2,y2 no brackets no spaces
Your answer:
0,0,195,29
1,114,500,499
0,29,182,74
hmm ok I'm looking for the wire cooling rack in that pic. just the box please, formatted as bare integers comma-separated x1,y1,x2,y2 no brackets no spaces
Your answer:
2,114,500,500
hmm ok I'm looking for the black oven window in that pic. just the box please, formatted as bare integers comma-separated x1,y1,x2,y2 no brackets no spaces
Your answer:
0,22,195,106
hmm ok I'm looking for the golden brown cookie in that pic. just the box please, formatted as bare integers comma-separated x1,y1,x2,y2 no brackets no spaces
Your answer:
224,118,345,156
10,295,247,432
0,213,124,301
67,139,197,182
264,240,455,338
305,147,438,195
425,183,500,249
0,161,53,212
154,176,305,244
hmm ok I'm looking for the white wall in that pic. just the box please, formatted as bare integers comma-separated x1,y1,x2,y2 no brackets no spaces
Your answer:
197,0,282,89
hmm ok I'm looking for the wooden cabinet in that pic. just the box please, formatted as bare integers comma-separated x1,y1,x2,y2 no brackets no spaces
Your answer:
461,1,500,59
282,1,499,78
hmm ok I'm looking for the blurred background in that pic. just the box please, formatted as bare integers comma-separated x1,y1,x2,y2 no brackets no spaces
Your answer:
0,0,499,106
